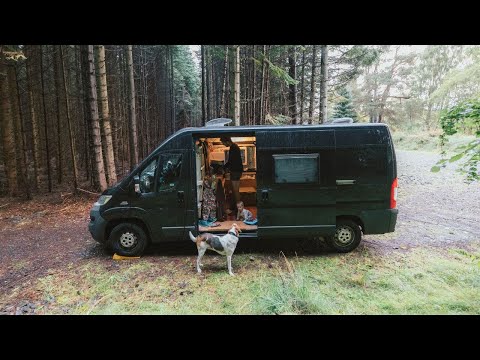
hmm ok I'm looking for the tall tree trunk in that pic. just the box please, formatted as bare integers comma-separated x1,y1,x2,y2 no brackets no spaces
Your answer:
319,45,328,124
377,47,401,124
136,47,144,159
259,45,266,123
264,46,271,123
81,47,92,181
54,45,63,183
251,45,256,125
243,47,249,124
308,45,317,124
108,46,120,168
96,45,117,186
209,45,216,118
170,46,175,132
219,46,229,117
87,45,107,191
201,45,206,126
228,46,235,120
60,45,78,190
299,46,306,124
205,47,212,121
126,45,139,169
370,62,380,123
0,56,18,196
426,102,433,130
161,48,169,137
39,45,53,192
288,45,298,124
234,45,241,125
14,63,31,199
25,45,41,190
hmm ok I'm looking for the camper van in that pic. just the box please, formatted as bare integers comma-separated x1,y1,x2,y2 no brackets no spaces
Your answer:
88,123,398,256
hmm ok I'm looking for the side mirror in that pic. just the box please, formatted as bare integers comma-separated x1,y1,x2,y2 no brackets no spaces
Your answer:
133,175,141,194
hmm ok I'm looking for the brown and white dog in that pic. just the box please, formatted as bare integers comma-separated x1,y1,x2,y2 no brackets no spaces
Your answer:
189,223,242,276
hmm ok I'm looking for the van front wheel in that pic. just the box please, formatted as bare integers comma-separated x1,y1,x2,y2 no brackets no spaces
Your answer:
327,219,362,253
109,223,148,257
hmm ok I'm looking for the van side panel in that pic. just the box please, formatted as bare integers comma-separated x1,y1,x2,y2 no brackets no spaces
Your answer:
335,126,396,234
256,129,337,239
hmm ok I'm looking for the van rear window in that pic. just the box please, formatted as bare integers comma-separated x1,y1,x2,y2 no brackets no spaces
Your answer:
273,154,319,184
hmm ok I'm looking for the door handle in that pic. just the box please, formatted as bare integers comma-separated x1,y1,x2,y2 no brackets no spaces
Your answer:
336,179,356,185
177,191,185,203
261,189,269,202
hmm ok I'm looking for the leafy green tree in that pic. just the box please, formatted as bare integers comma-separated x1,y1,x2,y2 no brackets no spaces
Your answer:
328,45,379,92
172,45,201,126
173,45,200,100
431,98,480,181
332,87,357,121
431,47,480,107
356,46,415,123
411,45,465,129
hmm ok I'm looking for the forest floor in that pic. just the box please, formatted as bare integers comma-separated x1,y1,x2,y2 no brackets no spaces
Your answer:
1,148,479,314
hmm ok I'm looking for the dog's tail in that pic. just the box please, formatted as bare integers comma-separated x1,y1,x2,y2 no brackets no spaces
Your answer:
188,231,196,242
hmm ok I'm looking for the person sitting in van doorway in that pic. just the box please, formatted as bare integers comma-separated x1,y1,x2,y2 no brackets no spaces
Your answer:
221,136,243,215
236,201,253,222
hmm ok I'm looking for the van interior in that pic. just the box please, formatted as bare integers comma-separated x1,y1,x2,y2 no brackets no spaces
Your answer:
194,135,257,233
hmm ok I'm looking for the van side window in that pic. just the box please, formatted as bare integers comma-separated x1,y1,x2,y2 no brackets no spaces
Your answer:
158,153,183,191
139,158,158,194
273,154,319,184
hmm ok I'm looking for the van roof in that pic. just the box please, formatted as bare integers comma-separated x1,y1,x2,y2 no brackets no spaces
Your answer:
154,123,390,150
176,122,389,136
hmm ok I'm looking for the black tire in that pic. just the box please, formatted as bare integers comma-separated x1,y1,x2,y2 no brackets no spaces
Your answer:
109,223,148,256
326,219,362,253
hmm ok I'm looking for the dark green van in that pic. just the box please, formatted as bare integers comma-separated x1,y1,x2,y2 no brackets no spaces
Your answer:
88,123,398,256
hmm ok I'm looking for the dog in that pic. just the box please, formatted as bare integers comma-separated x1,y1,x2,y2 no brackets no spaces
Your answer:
189,223,241,276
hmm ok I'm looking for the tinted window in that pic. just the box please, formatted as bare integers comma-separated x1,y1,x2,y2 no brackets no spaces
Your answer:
139,158,157,193
273,154,319,184
257,130,335,149
158,153,183,191
335,128,390,147
336,148,387,180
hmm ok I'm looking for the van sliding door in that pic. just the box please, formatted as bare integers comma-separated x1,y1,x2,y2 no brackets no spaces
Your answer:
256,130,336,239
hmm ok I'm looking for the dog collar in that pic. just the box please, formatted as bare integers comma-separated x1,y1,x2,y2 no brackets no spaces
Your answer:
228,230,238,237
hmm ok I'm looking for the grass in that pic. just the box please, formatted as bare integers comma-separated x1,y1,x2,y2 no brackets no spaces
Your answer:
31,245,480,315
253,248,480,314
392,131,475,153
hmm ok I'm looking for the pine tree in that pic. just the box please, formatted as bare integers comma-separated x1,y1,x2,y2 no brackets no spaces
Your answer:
333,87,357,121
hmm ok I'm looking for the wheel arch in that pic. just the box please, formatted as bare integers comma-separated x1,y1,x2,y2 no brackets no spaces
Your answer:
336,215,365,233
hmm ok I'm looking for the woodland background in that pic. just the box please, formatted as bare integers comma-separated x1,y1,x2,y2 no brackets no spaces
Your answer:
1,44,479,197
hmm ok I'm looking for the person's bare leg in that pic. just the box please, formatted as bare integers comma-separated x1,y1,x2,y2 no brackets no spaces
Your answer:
232,180,241,207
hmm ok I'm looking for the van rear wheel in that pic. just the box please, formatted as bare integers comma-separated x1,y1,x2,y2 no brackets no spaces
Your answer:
109,223,148,257
327,219,362,253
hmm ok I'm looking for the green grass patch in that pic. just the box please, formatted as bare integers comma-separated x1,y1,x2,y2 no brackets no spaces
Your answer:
253,248,480,315
34,247,480,315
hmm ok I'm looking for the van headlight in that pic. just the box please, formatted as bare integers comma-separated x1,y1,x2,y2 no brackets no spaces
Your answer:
95,195,112,206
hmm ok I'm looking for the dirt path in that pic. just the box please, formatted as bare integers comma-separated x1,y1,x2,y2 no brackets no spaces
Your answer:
0,196,98,306
365,150,480,253
0,150,479,313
